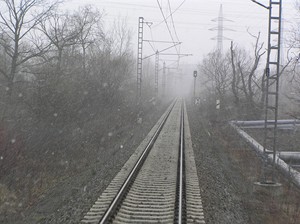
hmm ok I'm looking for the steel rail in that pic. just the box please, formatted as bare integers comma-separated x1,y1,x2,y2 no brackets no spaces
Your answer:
176,103,186,224
99,100,177,224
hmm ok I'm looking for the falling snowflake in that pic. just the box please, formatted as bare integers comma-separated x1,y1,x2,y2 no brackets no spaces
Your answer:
11,139,16,144
53,113,58,117
108,132,113,137
120,145,124,149
0,156,3,160
18,93,23,97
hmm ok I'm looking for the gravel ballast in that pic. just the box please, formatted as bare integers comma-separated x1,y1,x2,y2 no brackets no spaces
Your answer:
5,99,300,223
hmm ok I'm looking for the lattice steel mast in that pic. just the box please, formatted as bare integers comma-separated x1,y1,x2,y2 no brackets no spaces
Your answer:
261,0,282,183
155,51,159,95
137,17,144,101
162,62,166,96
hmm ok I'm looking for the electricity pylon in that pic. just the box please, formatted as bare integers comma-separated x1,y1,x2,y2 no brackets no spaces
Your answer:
209,4,234,53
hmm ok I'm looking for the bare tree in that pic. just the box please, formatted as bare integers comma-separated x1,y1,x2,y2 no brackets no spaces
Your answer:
39,11,78,73
0,0,60,95
73,5,104,76
229,33,266,118
86,16,134,102
109,17,133,57
230,41,240,106
200,50,231,111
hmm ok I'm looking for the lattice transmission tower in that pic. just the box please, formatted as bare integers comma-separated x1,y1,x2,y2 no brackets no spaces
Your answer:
209,4,234,53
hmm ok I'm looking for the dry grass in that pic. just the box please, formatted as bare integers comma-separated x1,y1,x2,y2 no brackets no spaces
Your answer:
221,126,300,224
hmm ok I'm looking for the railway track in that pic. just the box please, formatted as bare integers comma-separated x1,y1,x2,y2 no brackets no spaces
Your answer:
82,99,205,223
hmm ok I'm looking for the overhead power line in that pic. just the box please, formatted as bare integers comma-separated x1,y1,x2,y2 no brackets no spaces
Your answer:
148,24,157,52
168,0,180,42
143,42,181,60
144,40,181,44
153,0,186,28
156,0,180,55
148,41,156,52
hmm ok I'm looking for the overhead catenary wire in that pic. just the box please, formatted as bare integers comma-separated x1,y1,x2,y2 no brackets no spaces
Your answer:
148,23,157,52
144,40,181,43
68,0,294,23
148,41,156,53
104,15,267,32
156,0,186,68
153,0,186,28
156,0,180,55
96,0,294,10
167,0,181,67
168,0,180,42
143,42,181,60
167,60,180,68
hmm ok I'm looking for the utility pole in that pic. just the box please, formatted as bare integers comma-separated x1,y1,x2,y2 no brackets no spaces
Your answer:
252,0,282,186
155,51,159,96
152,51,191,98
140,35,189,99
142,41,181,99
162,62,166,96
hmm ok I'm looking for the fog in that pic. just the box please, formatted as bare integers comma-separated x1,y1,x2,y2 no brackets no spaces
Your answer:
63,0,297,63
1,0,300,223
62,0,298,97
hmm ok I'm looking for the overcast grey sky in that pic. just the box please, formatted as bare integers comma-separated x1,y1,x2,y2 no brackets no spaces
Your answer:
63,0,298,66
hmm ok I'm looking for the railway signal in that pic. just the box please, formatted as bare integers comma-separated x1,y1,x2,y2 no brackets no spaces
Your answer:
193,70,197,104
